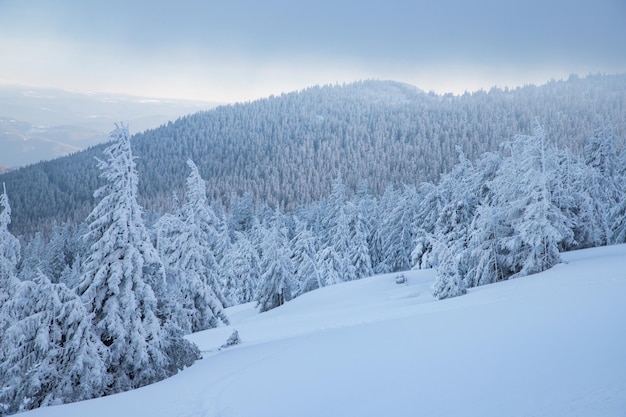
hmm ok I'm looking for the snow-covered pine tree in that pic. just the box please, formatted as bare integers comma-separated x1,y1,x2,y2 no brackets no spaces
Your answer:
0,271,109,414
155,159,228,332
77,123,191,395
371,186,397,274
463,203,506,287
550,148,597,250
355,181,383,274
411,182,443,270
0,183,20,305
347,201,373,280
437,150,503,287
582,125,623,245
44,223,75,283
613,208,626,243
381,185,419,272
584,126,621,245
220,231,260,306
183,159,229,308
227,192,255,234
153,211,196,334
614,145,626,243
19,232,47,282
431,238,466,300
432,149,483,275
329,205,357,282
612,186,626,244
290,218,320,295
492,122,572,278
315,244,346,288
256,209,294,312
319,174,357,282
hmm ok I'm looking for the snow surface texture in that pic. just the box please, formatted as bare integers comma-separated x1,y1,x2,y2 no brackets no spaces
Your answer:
22,244,626,417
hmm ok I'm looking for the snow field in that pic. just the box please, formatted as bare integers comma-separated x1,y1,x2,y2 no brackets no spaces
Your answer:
22,244,626,417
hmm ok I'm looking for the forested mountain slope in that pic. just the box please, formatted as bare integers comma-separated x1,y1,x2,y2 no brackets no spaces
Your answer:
2,74,625,236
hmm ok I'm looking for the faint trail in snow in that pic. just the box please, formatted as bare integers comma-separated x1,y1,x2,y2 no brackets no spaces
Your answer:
199,345,292,417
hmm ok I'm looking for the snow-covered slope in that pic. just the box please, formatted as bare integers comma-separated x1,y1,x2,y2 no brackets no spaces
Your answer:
23,244,626,417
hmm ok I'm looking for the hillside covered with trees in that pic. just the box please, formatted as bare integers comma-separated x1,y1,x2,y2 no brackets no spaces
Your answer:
1,74,625,413
1,73,625,236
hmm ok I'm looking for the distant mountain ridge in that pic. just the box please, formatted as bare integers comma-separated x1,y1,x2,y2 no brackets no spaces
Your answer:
1,74,625,236
0,85,220,169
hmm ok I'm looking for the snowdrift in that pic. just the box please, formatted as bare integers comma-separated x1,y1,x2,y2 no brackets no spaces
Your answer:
23,244,626,417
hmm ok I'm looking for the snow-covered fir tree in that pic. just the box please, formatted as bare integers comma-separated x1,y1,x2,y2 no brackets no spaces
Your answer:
290,219,321,295
315,244,346,288
0,271,108,414
327,205,357,282
615,146,626,242
613,189,626,244
256,209,294,312
155,159,228,332
463,203,506,287
431,239,467,300
77,124,195,395
347,201,373,280
551,148,598,250
381,185,419,272
0,183,20,306
452,151,503,287
220,231,260,306
354,181,383,274
371,186,397,274
490,122,572,278
44,223,76,283
19,232,46,281
411,183,442,270
582,125,623,245
319,175,357,282
431,149,483,276
227,192,255,234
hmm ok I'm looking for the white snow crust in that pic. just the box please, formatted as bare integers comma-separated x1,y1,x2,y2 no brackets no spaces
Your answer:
22,244,626,417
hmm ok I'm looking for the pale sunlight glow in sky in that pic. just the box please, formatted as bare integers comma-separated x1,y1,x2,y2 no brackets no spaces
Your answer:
1,0,625,102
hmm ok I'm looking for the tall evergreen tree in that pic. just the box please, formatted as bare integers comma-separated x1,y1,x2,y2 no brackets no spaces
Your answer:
318,175,357,282
19,232,47,282
227,192,255,234
77,124,182,394
0,183,19,309
371,186,397,274
583,125,622,245
381,185,418,272
346,201,373,280
551,148,597,249
431,239,466,300
315,244,346,287
256,209,294,312
44,223,75,283
220,232,260,306
612,156,626,244
411,182,442,270
290,219,321,295
156,159,229,332
463,203,506,287
355,181,383,274
491,122,572,278
0,272,108,414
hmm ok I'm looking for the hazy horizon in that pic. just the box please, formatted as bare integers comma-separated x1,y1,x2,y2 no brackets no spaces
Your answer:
1,0,625,103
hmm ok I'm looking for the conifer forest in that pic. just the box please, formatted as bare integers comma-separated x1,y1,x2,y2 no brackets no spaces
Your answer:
1,74,625,414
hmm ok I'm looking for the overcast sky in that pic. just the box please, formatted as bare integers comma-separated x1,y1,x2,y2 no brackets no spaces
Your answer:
1,0,625,102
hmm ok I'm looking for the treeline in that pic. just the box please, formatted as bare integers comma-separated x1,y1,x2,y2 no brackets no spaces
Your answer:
2,74,625,236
